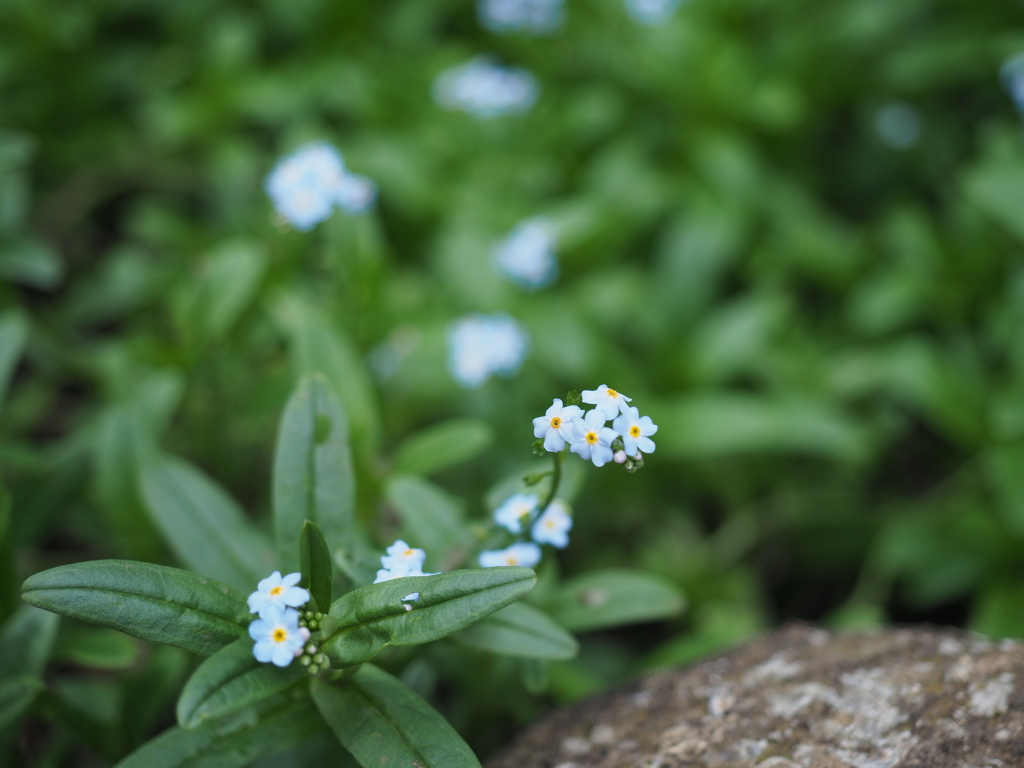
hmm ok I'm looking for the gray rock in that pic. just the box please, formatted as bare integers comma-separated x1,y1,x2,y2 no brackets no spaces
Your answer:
486,625,1024,768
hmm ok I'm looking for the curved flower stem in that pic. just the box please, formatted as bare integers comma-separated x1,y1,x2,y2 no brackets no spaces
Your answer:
537,450,563,515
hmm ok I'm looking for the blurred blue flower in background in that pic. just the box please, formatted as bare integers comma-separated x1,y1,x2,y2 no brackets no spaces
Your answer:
478,0,565,35
479,542,542,568
493,217,558,289
447,313,529,387
493,492,540,534
1001,54,1024,117
531,500,573,548
625,0,687,25
264,142,377,230
433,57,538,118
874,102,922,151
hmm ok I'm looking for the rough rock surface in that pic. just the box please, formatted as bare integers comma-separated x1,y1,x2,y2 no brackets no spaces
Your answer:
486,625,1024,768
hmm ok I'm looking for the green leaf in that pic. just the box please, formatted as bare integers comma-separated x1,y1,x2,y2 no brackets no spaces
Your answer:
963,158,1024,246
300,520,333,612
392,419,493,476
177,637,307,728
199,240,268,341
54,627,139,670
0,310,28,414
21,560,250,656
454,602,578,660
544,569,685,632
115,695,322,768
310,665,481,768
385,476,465,562
0,604,59,681
0,235,63,289
273,374,355,575
139,454,275,592
324,567,536,668
0,676,44,731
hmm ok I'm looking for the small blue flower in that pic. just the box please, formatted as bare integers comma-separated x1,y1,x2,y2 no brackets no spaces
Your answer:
249,604,307,667
479,542,542,568
374,558,426,583
447,313,529,388
493,217,558,289
247,571,310,616
533,398,583,452
478,0,565,35
264,142,377,230
582,385,632,420
531,500,573,548
569,409,618,467
381,540,427,571
625,0,687,25
612,406,658,456
493,493,540,534
434,57,538,119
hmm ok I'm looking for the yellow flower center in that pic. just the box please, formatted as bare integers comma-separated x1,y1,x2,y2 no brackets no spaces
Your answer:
630,425,641,437
546,520,555,528
550,416,562,429
270,586,283,596
585,431,598,444
506,556,517,565
404,549,414,557
272,628,287,643
606,388,618,398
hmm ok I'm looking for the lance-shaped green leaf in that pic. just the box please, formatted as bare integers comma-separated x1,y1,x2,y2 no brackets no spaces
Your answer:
311,666,481,768
0,604,59,681
53,627,139,670
453,602,578,660
543,568,686,632
323,567,535,668
115,694,322,768
0,310,29,414
177,636,307,728
274,374,355,574
0,676,45,732
385,475,465,560
392,418,494,476
300,520,333,612
21,560,250,656
139,454,274,592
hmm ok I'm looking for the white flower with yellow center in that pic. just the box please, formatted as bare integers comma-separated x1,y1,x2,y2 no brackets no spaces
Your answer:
381,539,427,571
479,542,542,568
493,493,540,534
569,409,618,467
531,500,573,548
582,384,631,420
249,604,307,667
532,398,582,452
612,406,658,455
247,571,310,616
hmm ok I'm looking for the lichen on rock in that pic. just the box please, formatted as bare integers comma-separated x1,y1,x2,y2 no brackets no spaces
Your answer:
486,625,1024,768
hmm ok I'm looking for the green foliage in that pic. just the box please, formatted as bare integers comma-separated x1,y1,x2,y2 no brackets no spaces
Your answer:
311,666,481,768
299,520,334,613
544,569,686,632
393,419,494,477
455,602,578,660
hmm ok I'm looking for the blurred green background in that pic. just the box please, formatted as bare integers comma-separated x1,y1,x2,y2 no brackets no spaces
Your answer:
4,0,1024,764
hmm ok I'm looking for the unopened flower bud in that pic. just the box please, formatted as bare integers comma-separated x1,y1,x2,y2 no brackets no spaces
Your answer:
299,655,312,667
299,627,311,642
314,653,327,666
633,452,642,461
614,450,627,464
305,643,317,655
308,663,320,674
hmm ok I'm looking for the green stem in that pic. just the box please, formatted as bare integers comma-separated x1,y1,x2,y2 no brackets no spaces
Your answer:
537,450,562,515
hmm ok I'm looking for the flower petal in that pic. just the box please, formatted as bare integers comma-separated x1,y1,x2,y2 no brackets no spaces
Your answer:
271,643,294,667
284,586,311,607
543,430,566,452
282,572,302,588
253,640,275,663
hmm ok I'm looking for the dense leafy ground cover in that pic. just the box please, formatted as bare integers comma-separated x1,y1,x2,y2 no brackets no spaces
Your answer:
3,0,1024,764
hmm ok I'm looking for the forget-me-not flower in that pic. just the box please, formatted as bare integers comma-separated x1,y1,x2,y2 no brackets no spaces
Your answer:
493,217,558,289
613,406,658,456
478,0,565,36
433,57,539,118
264,142,377,230
249,604,307,667
447,313,529,388
533,398,583,452
531,500,573,548
479,542,542,568
493,493,540,534
582,384,631,420
247,571,310,616
570,409,618,467
381,540,427,571
625,0,687,25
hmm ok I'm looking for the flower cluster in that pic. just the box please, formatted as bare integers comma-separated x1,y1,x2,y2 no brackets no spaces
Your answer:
478,0,564,35
247,571,325,670
1002,54,1024,118
534,386,657,471
480,496,573,568
264,142,377,231
447,313,529,388
433,56,538,118
625,0,688,25
493,217,558,289
373,540,438,583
